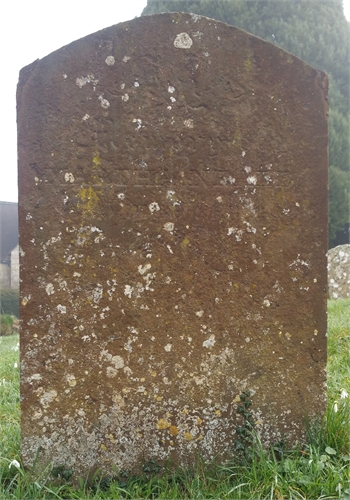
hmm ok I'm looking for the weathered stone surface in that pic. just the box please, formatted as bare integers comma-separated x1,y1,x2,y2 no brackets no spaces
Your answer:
328,245,350,299
18,13,328,477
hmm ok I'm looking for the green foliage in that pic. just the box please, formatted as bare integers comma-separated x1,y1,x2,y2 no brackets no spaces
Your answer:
0,315,14,336
0,289,19,318
142,0,350,247
0,334,20,489
328,165,350,245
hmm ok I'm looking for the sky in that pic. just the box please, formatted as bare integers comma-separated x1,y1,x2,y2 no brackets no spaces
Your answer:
0,0,349,203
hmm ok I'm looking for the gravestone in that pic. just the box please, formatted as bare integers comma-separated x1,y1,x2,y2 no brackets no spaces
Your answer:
18,13,328,478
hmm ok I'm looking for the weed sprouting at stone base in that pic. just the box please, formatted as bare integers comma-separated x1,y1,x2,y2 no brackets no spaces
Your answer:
234,390,256,461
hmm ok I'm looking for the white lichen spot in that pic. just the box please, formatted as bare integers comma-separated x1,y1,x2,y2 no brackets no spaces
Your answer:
138,263,152,275
289,255,311,269
66,374,77,387
134,81,140,87
82,114,90,121
149,202,160,213
191,13,201,22
170,96,176,102
76,74,99,88
90,284,103,303
216,196,223,203
122,94,129,102
168,85,175,93
263,299,271,307
132,118,142,130
174,32,193,49
64,172,75,183
45,283,55,295
21,295,31,306
106,367,118,378
247,176,257,185
122,55,131,62
105,55,115,65
241,151,246,157
184,119,194,128
63,74,68,79
163,222,174,232
26,213,32,221
221,176,235,185
56,304,67,314
98,95,110,109
245,337,251,343
164,344,172,352
244,222,257,234
196,310,204,318
40,389,57,406
167,245,173,254
203,334,216,348
124,285,133,298
112,355,124,369
117,193,125,200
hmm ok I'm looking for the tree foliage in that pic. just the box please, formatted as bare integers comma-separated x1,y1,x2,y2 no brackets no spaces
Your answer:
142,0,350,247
328,165,350,244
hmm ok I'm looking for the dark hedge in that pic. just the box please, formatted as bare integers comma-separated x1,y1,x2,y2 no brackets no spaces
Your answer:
0,288,19,317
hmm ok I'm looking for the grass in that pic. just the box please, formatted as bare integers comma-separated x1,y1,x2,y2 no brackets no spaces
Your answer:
0,299,349,499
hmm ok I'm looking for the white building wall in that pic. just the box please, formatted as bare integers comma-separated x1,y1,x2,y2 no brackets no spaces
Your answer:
10,245,19,289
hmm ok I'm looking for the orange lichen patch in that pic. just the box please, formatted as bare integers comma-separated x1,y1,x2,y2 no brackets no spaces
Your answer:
156,418,171,430
182,408,189,415
215,410,221,416
100,443,107,451
197,434,203,441
150,371,157,377
77,186,99,214
180,236,190,251
232,395,241,403
184,432,193,441
196,418,202,425
169,425,179,436
93,153,101,167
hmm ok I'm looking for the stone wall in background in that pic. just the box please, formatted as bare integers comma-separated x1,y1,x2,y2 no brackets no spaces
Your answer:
328,245,350,299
